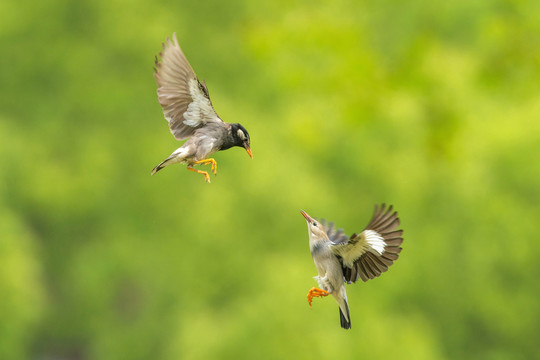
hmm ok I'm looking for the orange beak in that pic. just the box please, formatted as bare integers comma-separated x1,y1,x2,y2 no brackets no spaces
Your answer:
300,210,313,223
245,147,253,159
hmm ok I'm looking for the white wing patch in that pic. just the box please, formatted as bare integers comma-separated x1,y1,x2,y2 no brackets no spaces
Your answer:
364,230,385,255
330,230,386,268
183,79,219,127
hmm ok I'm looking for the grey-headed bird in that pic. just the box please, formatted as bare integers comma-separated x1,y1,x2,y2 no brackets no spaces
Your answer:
151,33,252,182
300,204,404,329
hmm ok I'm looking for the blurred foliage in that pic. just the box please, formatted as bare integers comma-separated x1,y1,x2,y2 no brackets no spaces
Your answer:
1,0,539,359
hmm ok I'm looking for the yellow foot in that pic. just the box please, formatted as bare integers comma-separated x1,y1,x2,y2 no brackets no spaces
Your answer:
306,287,329,307
193,158,218,176
187,167,211,183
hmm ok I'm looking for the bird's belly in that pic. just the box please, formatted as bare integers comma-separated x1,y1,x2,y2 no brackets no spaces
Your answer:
315,258,343,293
193,137,219,161
175,136,219,164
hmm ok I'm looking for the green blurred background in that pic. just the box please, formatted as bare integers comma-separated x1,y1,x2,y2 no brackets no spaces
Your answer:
1,0,539,359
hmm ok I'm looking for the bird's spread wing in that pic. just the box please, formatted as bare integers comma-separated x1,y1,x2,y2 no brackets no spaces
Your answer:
320,219,348,244
329,204,404,283
154,33,222,140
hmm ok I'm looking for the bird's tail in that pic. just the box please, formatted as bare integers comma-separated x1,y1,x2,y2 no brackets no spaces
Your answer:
151,160,167,175
151,156,176,175
336,288,351,330
152,149,187,175
339,301,351,330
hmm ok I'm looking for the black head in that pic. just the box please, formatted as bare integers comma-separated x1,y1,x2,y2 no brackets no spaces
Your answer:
231,123,252,158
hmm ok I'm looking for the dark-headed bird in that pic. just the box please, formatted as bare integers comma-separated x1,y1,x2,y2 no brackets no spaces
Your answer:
151,33,252,182
300,204,404,329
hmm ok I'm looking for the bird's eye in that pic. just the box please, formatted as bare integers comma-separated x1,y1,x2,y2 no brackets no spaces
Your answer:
313,222,318,227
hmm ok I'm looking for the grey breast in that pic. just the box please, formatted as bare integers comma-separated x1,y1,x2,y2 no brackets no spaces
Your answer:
190,123,228,161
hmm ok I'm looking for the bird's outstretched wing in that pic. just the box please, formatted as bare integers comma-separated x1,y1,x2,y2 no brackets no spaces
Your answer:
329,204,404,283
320,219,348,244
154,33,222,140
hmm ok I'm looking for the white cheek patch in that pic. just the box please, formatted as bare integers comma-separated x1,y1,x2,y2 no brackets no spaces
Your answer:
365,230,385,255
237,129,245,140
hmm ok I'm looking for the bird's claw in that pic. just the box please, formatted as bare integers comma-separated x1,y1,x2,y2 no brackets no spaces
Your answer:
306,287,329,307
187,167,211,183
194,158,218,176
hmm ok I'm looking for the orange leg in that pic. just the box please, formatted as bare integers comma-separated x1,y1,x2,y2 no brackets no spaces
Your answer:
193,158,217,176
187,166,211,183
306,287,329,307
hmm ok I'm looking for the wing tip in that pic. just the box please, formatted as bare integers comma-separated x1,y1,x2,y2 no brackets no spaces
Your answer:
343,203,404,283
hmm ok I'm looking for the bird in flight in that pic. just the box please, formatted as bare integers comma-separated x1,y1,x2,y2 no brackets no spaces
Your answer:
300,204,404,329
151,33,252,182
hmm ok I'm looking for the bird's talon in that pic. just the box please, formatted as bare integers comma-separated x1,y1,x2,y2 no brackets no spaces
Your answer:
187,167,211,183
306,287,329,307
194,158,218,177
